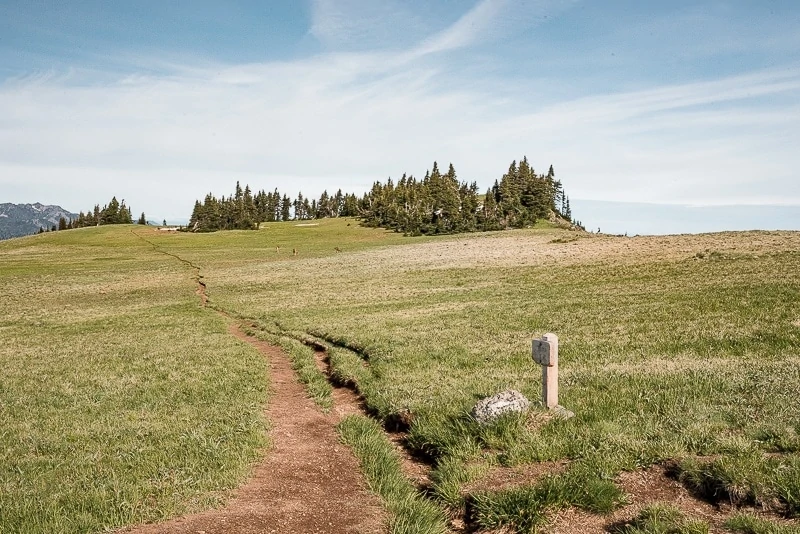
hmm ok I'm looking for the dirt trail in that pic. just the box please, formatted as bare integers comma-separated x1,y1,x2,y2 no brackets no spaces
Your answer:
125,230,386,533
120,325,385,534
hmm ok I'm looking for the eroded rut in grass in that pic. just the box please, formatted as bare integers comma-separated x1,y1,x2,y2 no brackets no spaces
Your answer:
309,345,435,492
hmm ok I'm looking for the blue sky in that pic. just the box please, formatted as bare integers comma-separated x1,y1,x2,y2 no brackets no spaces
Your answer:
1,0,799,234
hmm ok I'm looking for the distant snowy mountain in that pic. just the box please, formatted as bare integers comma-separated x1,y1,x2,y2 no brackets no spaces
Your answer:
0,203,79,240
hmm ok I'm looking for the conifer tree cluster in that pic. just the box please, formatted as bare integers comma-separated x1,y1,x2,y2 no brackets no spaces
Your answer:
188,181,359,232
358,157,576,235
186,158,578,235
53,196,136,231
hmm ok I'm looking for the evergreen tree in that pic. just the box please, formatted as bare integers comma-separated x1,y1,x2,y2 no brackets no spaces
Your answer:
102,197,120,224
481,188,500,230
293,193,305,220
138,212,147,225
281,194,291,221
341,194,359,217
498,160,523,227
563,196,572,222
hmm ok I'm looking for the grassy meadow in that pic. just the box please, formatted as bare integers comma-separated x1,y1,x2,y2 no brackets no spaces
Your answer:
2,219,799,533
0,227,268,533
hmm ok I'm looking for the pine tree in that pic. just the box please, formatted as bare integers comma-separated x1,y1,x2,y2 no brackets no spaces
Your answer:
138,212,147,225
281,194,291,221
102,197,120,224
482,188,499,230
438,163,461,232
498,160,523,227
341,194,358,217
120,200,133,224
293,193,305,220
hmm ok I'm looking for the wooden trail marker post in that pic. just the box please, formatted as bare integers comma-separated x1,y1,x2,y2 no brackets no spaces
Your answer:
532,333,559,409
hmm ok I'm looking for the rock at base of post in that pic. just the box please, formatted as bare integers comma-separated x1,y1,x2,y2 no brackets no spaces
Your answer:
550,405,575,420
471,389,531,425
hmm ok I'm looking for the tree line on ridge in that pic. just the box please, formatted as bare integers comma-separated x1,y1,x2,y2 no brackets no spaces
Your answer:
188,157,581,234
39,196,147,234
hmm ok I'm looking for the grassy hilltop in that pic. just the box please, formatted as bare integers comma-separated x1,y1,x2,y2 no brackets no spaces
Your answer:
1,219,799,533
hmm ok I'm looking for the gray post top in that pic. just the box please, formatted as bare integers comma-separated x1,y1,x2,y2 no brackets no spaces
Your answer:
532,332,558,366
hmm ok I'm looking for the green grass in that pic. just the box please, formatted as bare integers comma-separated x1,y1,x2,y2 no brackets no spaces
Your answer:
0,227,268,533
677,452,800,515
471,466,625,533
725,514,800,534
175,220,799,530
4,219,800,533
611,505,709,534
337,415,448,534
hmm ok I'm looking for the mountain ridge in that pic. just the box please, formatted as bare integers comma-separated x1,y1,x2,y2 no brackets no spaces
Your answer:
0,202,79,240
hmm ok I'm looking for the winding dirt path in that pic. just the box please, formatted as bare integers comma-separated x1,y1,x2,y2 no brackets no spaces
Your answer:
120,324,385,534
124,232,386,533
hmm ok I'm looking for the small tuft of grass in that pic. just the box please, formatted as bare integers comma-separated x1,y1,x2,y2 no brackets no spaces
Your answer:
752,426,800,454
469,464,625,533
470,484,553,533
338,415,448,534
677,453,800,516
611,504,709,534
549,235,579,244
725,514,800,534
430,455,490,509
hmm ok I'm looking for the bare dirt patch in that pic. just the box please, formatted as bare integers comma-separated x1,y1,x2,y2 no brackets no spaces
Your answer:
547,466,719,534
546,465,798,534
119,325,385,534
463,460,569,495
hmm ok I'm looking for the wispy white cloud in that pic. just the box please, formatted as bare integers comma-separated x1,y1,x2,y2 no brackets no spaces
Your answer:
309,0,577,61
309,0,422,51
412,0,506,56
411,0,577,58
